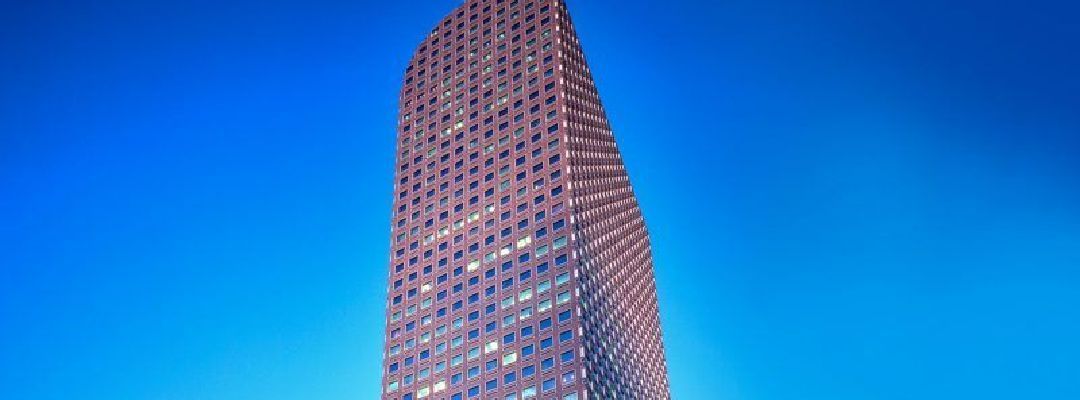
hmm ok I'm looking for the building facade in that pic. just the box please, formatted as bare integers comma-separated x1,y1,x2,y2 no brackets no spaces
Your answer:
383,1,670,399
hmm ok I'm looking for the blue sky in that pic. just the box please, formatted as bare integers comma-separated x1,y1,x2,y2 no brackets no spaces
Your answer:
2,0,1078,399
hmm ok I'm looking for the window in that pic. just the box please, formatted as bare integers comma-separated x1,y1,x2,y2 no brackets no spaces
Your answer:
557,291,570,304
559,330,573,342
521,386,536,399
558,310,571,322
541,357,554,371
553,236,567,250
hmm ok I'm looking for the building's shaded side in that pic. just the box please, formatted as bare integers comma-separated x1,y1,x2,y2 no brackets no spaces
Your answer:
554,2,672,398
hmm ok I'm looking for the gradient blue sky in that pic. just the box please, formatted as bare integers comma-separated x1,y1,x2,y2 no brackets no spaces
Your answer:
2,0,1079,399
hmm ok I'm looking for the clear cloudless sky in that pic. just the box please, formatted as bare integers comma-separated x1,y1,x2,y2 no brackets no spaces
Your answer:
2,0,1079,399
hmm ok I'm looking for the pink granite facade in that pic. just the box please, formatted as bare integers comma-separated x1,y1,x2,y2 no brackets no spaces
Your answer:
383,1,669,399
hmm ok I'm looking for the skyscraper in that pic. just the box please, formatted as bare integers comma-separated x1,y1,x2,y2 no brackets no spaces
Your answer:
383,1,670,399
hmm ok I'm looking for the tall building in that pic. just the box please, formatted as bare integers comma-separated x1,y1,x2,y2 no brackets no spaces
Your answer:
383,1,670,399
